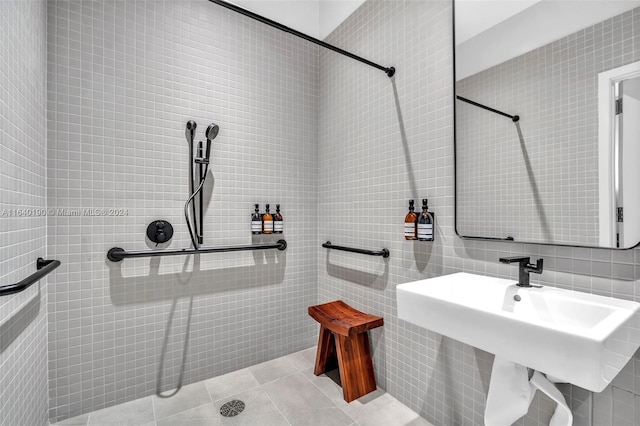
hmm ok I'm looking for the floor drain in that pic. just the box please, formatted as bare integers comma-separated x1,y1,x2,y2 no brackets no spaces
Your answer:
220,399,245,417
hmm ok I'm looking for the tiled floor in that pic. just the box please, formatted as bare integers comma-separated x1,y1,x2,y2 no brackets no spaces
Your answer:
53,348,433,426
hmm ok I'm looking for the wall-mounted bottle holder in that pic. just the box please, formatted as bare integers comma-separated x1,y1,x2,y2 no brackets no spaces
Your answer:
405,199,435,242
147,220,174,245
252,204,284,235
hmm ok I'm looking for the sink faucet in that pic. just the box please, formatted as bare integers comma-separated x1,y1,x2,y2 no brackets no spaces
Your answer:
499,256,544,287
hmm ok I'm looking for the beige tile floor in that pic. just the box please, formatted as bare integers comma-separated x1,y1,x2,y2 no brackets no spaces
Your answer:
53,347,433,426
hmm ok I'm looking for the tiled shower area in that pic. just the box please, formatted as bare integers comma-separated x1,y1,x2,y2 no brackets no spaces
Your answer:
52,348,431,426
3,1,640,426
45,0,318,419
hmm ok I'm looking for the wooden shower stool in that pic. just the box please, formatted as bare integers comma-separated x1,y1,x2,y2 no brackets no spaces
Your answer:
308,300,384,402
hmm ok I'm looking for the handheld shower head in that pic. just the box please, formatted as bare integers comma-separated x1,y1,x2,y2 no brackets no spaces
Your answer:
205,123,219,141
205,123,219,161
185,120,197,144
184,121,218,248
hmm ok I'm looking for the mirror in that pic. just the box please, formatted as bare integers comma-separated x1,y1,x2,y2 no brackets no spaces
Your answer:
454,0,640,248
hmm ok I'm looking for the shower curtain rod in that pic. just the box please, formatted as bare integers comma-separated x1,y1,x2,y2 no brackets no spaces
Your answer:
208,0,396,78
456,96,520,122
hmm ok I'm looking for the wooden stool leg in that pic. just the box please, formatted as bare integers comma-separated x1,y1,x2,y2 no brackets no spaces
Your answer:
314,325,336,376
335,332,377,402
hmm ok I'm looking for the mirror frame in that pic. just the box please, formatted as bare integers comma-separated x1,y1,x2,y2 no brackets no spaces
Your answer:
451,0,639,250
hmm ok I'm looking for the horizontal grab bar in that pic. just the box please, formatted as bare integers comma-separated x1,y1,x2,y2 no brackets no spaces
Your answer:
461,235,514,241
0,258,61,297
322,241,389,258
107,240,287,262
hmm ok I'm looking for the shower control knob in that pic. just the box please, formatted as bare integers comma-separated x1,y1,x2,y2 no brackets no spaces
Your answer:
156,231,167,243
147,220,173,245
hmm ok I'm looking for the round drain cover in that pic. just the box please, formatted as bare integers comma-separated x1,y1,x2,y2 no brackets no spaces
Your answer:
220,399,245,417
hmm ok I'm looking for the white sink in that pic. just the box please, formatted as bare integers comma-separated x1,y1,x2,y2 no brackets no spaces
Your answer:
397,272,640,392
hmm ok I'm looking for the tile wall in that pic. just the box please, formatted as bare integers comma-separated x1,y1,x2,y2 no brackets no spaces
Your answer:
0,1,49,425
46,0,318,421
319,1,640,425
457,7,640,246
2,0,639,425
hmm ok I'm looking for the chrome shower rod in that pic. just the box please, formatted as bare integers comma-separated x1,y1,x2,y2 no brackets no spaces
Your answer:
208,0,396,78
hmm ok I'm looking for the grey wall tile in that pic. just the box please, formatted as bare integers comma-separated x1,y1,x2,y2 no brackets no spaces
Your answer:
0,1,49,425
319,1,640,426
4,1,636,426
612,387,636,426
46,0,319,421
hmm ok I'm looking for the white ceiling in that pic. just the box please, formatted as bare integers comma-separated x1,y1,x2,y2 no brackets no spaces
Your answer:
232,0,366,40
455,0,541,45
228,0,640,76
456,0,640,80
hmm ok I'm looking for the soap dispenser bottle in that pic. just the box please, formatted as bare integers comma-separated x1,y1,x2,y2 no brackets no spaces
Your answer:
251,204,262,234
404,199,417,240
274,204,283,234
262,204,274,234
417,199,434,241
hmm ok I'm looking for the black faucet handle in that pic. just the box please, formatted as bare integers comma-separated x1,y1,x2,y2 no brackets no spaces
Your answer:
525,258,543,274
499,256,544,287
499,256,530,264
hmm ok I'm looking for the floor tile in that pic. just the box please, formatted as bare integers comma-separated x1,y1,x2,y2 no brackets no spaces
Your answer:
262,372,336,423
339,390,397,421
156,403,222,426
87,397,155,425
302,367,351,407
52,349,431,426
214,388,288,426
288,407,354,426
405,417,435,426
204,368,259,401
284,347,317,371
157,419,216,426
351,400,430,426
303,367,393,413
249,356,297,384
152,381,212,420
53,413,90,425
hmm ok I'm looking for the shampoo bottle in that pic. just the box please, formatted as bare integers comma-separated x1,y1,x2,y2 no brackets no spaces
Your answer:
251,204,262,234
262,204,274,234
417,199,434,241
404,199,417,240
274,204,283,234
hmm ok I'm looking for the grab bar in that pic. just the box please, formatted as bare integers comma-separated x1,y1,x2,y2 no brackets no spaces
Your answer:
322,241,389,258
461,235,514,241
0,258,61,297
107,239,287,262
